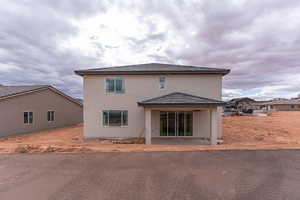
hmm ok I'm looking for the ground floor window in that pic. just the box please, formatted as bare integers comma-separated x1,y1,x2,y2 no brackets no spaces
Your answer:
47,111,55,122
24,111,33,124
103,110,128,127
160,111,193,136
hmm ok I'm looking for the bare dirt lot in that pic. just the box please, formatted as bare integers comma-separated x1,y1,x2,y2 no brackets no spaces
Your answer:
1,111,300,153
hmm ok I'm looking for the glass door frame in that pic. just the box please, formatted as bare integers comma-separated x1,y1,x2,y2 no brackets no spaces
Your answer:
159,111,193,137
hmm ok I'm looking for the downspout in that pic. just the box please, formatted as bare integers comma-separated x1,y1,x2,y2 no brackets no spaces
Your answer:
210,109,212,144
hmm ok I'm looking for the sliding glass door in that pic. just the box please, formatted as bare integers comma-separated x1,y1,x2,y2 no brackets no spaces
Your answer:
160,111,193,136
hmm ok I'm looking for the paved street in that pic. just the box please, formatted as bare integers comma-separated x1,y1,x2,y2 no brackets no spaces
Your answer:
1,150,300,200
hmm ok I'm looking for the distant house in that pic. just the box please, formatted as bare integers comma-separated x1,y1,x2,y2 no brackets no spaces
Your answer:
226,97,259,112
0,85,83,137
75,63,230,145
254,100,300,111
291,96,300,101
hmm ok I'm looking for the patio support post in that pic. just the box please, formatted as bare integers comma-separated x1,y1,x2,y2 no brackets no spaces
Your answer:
145,108,152,144
210,108,218,145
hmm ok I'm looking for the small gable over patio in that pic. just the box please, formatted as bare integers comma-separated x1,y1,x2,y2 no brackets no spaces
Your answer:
138,92,225,107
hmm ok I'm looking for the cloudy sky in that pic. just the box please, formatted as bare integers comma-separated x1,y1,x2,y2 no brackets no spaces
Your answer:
1,0,300,100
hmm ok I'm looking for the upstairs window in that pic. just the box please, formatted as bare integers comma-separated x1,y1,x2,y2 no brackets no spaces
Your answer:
159,77,166,90
103,110,128,127
24,112,33,124
47,111,55,122
105,77,125,93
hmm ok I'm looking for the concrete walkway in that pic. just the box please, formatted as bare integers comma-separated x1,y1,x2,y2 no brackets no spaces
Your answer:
0,150,300,200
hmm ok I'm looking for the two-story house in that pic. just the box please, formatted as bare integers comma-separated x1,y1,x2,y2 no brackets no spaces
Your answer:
75,63,230,145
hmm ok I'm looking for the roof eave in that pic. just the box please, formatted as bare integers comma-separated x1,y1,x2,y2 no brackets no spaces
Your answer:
0,86,83,107
74,70,230,76
137,102,226,107
0,86,49,101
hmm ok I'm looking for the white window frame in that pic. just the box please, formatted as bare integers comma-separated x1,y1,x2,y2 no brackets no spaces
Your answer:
102,110,128,127
105,77,125,94
24,111,33,124
159,76,166,90
47,110,55,122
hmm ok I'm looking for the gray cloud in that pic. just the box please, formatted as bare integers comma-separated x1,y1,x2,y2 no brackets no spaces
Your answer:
0,0,300,99
142,0,300,98
0,0,107,97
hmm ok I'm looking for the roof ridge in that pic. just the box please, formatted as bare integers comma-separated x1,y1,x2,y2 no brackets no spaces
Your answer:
81,63,157,71
75,63,231,76
0,85,49,87
174,92,224,102
0,86,49,99
141,92,179,103
0,85,82,106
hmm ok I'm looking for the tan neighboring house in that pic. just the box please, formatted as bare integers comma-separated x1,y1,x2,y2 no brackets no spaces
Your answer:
75,63,230,145
254,100,300,111
0,85,83,137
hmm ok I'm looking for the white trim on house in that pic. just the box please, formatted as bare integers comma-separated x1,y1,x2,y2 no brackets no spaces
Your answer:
104,77,125,94
159,76,166,90
102,110,128,127
23,111,34,125
47,110,55,122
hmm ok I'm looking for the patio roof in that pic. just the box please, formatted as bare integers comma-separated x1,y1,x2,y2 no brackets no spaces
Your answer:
137,92,225,107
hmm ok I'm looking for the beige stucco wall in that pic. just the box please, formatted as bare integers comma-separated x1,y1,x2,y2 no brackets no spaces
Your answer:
83,74,223,139
0,89,83,137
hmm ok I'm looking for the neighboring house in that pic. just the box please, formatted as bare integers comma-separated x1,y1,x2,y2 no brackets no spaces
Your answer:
226,97,258,111
291,95,300,101
254,100,300,111
0,85,83,137
75,63,230,145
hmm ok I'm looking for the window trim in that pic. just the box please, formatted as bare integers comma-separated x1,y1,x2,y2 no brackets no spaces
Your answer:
24,111,33,124
102,110,128,127
47,110,55,122
159,76,166,90
104,77,125,94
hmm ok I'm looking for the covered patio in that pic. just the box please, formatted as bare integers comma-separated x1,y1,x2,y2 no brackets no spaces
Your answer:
138,92,225,145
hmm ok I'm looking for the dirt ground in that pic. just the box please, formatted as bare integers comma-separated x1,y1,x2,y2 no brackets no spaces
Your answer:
1,111,300,153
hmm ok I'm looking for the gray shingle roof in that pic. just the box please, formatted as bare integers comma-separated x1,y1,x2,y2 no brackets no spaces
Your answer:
138,92,225,106
0,85,49,98
75,63,230,75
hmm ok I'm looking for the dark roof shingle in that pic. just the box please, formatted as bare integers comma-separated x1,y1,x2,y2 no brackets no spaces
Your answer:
138,92,225,106
0,85,48,98
0,85,83,106
75,63,230,75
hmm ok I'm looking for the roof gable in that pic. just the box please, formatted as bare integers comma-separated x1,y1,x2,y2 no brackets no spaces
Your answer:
0,85,48,98
138,92,225,106
0,85,82,106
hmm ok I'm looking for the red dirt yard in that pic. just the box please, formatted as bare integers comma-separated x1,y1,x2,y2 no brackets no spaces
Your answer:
0,111,300,153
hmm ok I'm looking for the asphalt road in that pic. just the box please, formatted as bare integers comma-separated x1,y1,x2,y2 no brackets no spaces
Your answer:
1,150,300,200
